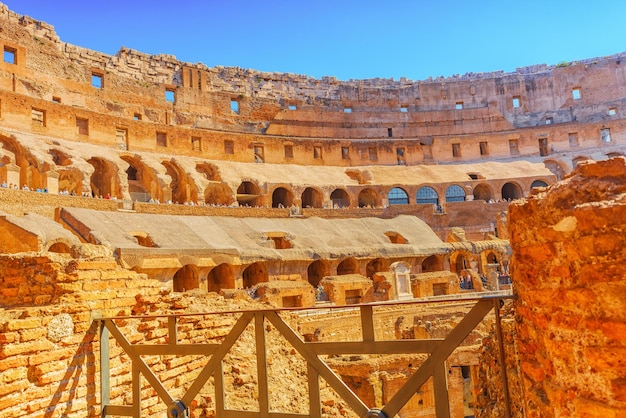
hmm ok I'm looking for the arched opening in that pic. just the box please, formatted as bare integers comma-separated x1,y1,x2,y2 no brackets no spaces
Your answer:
120,155,161,202
237,181,261,207
330,188,350,208
486,252,498,264
242,262,268,288
445,184,466,202
366,258,389,279
307,260,329,287
207,263,234,293
272,187,294,208
173,264,199,292
451,253,470,275
302,187,323,208
162,159,198,204
204,183,234,206
1,135,48,190
57,169,84,195
388,187,409,205
572,156,591,168
530,180,548,189
196,162,222,182
416,186,439,205
47,242,72,254
472,183,493,202
422,255,442,272
358,188,381,208
88,157,119,198
501,182,523,201
337,257,359,275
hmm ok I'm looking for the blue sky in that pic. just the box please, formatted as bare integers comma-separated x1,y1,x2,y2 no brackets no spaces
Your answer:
4,1,626,81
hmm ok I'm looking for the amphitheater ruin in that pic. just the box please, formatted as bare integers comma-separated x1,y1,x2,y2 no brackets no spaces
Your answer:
0,3,625,417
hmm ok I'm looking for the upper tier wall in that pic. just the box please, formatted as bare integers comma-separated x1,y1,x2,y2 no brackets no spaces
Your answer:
1,3,626,169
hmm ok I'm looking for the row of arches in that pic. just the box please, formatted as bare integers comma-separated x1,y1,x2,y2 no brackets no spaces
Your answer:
0,134,550,206
237,180,548,209
170,249,507,295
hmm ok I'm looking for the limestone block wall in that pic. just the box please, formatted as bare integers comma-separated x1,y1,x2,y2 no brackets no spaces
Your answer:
508,157,626,416
0,251,352,417
2,3,626,169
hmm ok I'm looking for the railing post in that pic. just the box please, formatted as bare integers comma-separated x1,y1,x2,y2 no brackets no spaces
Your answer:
493,298,512,418
99,320,110,418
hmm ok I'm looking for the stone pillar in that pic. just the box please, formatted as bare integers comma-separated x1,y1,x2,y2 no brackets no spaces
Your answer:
508,158,626,417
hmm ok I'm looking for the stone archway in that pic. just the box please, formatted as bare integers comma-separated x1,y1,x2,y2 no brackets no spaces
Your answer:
173,264,199,292
272,187,294,208
330,188,350,208
302,187,323,208
120,155,165,202
88,157,120,198
501,182,523,201
237,181,262,207
472,183,493,202
204,183,234,206
207,263,235,293
337,257,359,275
366,258,389,279
358,188,381,208
242,262,268,288
307,260,329,287
162,159,198,204
422,255,442,272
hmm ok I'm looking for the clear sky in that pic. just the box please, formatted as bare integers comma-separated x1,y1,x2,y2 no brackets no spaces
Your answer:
3,0,626,81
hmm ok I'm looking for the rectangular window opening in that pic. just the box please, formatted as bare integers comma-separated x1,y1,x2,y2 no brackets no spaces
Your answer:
479,141,489,156
165,89,175,103
509,139,519,156
116,129,128,150
545,117,553,125
313,146,322,159
396,148,406,165
254,145,264,163
452,143,461,158
224,140,234,155
343,107,352,113
538,138,549,156
3,47,16,64
133,113,142,120
31,108,45,127
91,72,103,89
230,99,240,114
387,128,393,138
601,128,611,143
288,104,297,111
76,117,89,135
341,146,350,159
156,132,167,147
572,87,581,100
608,107,617,116
455,102,463,110
568,132,579,148
368,147,378,161
191,136,201,152
512,97,520,108
52,96,61,104
284,144,293,159
400,106,408,113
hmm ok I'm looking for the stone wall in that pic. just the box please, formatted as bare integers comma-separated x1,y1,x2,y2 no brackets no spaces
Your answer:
0,251,355,417
508,157,626,416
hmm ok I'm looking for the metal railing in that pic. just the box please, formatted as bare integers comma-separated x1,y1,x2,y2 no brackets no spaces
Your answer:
97,295,515,418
